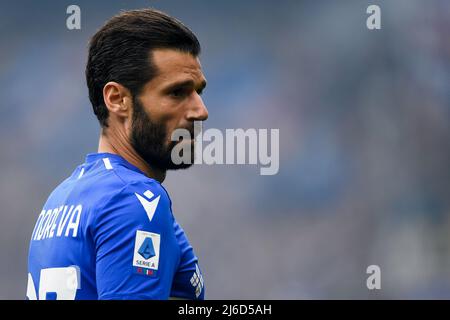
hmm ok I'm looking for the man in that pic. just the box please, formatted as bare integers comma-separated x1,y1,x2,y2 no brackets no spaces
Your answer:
26,8,208,300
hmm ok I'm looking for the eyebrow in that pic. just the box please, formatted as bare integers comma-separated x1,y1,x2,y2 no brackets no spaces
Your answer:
163,79,207,93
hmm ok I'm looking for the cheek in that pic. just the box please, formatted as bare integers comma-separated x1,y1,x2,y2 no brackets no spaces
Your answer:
145,96,178,121
157,103,187,135
139,93,187,139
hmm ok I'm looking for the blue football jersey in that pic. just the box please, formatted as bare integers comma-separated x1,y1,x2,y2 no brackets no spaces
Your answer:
26,153,204,300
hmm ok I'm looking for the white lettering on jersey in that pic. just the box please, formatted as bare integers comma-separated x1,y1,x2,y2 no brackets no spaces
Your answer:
42,208,59,239
65,205,82,238
49,206,64,238
57,205,74,237
32,204,82,241
31,210,45,240
36,209,52,241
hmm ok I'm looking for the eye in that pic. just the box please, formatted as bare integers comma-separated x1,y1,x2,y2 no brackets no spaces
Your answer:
170,88,188,98
196,88,204,96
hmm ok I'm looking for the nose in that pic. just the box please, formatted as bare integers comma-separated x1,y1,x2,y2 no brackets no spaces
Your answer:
186,94,209,122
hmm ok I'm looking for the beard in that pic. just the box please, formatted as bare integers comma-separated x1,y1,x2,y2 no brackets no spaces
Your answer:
130,97,194,171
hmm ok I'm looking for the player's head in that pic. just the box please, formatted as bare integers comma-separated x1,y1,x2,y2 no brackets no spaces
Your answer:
86,8,208,171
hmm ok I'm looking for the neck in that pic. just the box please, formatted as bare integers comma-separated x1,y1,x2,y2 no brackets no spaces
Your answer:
98,129,166,183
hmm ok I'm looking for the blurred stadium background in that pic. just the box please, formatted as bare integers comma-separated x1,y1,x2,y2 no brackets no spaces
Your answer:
0,0,449,299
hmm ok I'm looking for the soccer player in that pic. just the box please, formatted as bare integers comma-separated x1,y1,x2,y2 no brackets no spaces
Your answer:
26,8,208,300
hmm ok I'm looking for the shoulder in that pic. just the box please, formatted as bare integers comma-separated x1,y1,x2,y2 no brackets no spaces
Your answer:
92,164,174,234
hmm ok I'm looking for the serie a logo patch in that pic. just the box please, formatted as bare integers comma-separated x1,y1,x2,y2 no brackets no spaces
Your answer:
133,230,160,276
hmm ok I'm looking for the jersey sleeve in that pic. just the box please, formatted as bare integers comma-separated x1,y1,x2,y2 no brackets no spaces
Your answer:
170,220,205,300
92,180,180,300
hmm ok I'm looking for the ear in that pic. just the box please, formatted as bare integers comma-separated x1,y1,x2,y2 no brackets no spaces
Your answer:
103,81,133,120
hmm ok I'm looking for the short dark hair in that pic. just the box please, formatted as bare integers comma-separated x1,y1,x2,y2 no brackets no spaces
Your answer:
86,8,201,127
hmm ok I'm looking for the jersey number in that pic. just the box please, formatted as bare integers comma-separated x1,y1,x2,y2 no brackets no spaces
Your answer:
27,266,80,300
